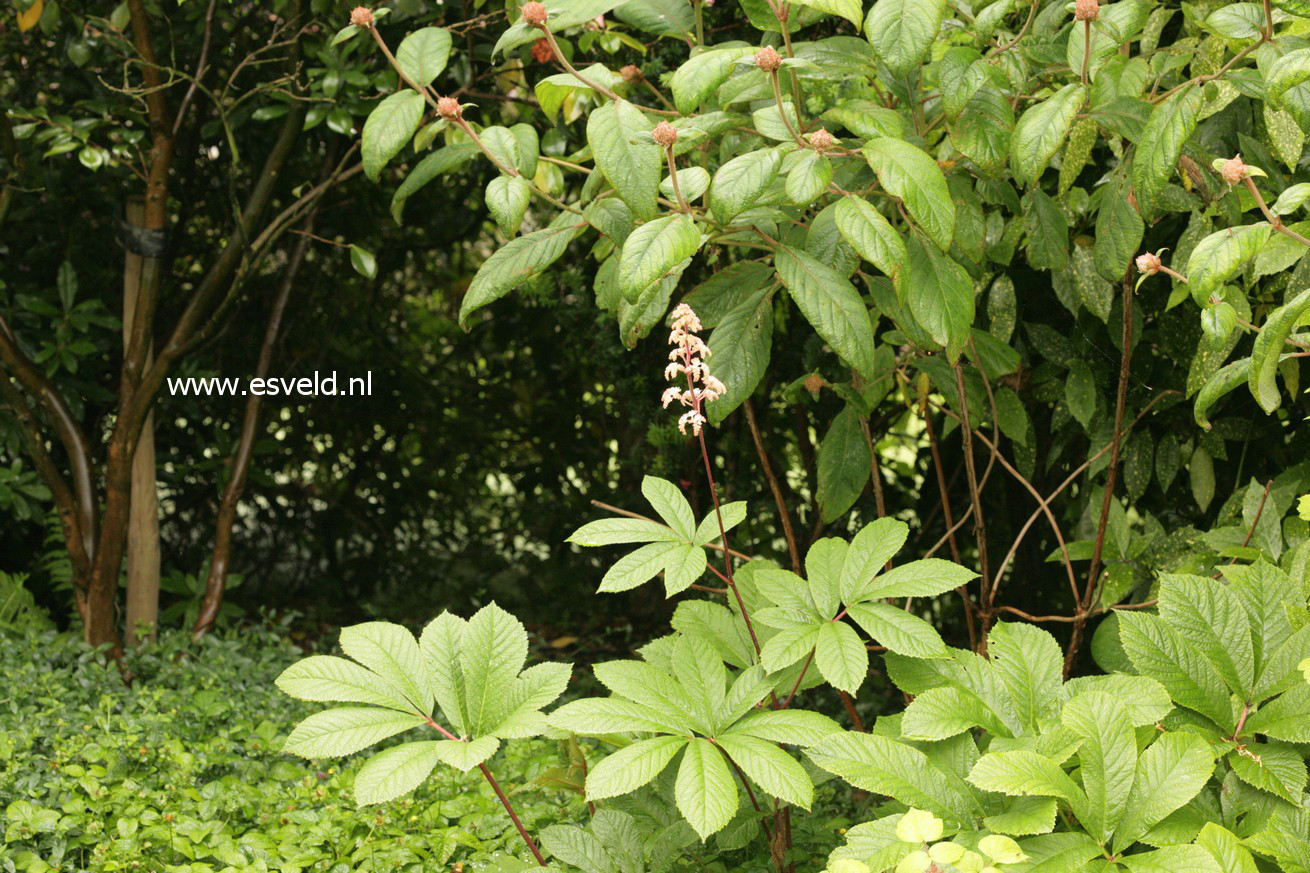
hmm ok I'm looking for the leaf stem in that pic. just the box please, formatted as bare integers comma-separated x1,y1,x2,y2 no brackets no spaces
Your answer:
1244,176,1310,248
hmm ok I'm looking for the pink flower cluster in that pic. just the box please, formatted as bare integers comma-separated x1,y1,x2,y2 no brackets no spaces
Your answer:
662,304,726,436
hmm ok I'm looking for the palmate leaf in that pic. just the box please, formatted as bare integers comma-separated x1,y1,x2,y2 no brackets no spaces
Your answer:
1118,611,1237,730
279,605,568,806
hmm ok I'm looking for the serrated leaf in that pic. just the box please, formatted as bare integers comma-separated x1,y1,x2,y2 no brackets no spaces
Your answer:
460,220,587,326
353,741,445,806
793,0,863,27
846,602,949,659
990,622,1063,733
338,622,431,714
283,708,425,759
1061,691,1136,844
984,797,1058,837
675,738,738,839
1157,573,1254,697
709,148,780,223
864,0,946,78
776,246,878,375
433,736,501,771
1245,684,1310,741
1119,611,1235,729
862,137,955,251
587,735,688,801
589,100,661,221
569,517,683,546
461,603,529,736
1010,85,1086,187
618,214,701,302
902,685,1006,740
816,621,869,695
968,750,1086,808
840,518,910,602
276,655,414,712
1112,731,1215,852
717,733,814,808
362,91,425,181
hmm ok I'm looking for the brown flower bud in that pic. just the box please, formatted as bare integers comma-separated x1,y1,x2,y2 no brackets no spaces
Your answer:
808,128,836,151
1220,155,1249,186
803,373,825,396
436,96,462,119
1135,252,1161,275
531,38,553,63
521,1,548,26
621,64,642,82
652,121,679,147
1074,0,1099,20
349,6,374,27
755,45,782,73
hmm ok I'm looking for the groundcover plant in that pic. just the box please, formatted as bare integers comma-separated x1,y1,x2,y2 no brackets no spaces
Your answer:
268,0,1310,870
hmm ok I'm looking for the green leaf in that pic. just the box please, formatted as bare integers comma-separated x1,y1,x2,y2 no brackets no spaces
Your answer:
1157,574,1254,697
816,621,869,695
786,151,833,207
835,196,908,290
460,602,529,736
1010,84,1086,187
1112,732,1215,852
990,623,1063,733
460,219,587,326
840,518,909,602
984,797,1058,837
1249,287,1310,412
705,288,773,424
599,541,683,593
792,0,864,27
353,741,444,806
1022,188,1069,271
588,100,661,221
549,697,689,735
846,602,949,659
568,517,683,546
1065,361,1097,430
902,685,1007,740
709,148,780,223
283,708,425,759
361,91,425,181
395,27,452,87
675,738,738,839
432,736,501,772
725,709,843,745
641,476,695,540
1228,742,1307,801
939,47,987,120
862,137,955,251
1266,47,1310,109
693,501,748,546
1118,612,1235,730
1063,674,1174,726
853,558,978,602
952,87,1015,176
594,659,702,731
390,143,479,222
1195,823,1259,873
716,733,814,808
541,823,615,873
775,246,878,375
968,750,1086,808
670,47,755,115
1119,845,1222,873
1186,224,1271,305
808,731,982,823
864,0,946,78
1093,177,1145,281
419,612,468,734
587,735,689,801
618,214,701,302
1061,691,1136,844
1133,86,1202,206
1245,685,1310,741
903,233,974,361
276,655,415,712
816,405,872,523
535,64,621,122
486,176,532,237
349,245,377,280
338,622,431,714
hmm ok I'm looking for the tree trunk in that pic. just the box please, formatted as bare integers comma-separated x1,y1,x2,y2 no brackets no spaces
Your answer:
122,199,162,646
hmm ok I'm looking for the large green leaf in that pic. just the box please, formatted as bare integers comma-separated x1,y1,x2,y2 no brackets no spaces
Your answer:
1157,574,1254,697
486,176,532,238
276,655,415,712
1248,287,1310,412
1266,47,1310,109
864,0,946,78
395,27,452,87
586,735,688,800
862,137,956,250
1061,691,1136,844
617,214,701,302
709,148,781,223
460,603,530,736
353,741,445,806
1118,611,1235,730
1112,732,1215,852
792,0,864,27
460,219,588,326
809,731,982,823
716,733,814,808
835,195,908,289
706,287,773,424
1186,224,1271,305
1010,84,1086,187
391,143,479,222
815,620,870,695
1133,86,1202,206
840,518,910,602
903,233,974,361
846,602,950,659
852,558,977,602
967,750,1086,809
775,246,878,375
1245,685,1310,741
338,622,431,714
670,46,755,115
675,738,738,839
816,405,873,523
989,622,1063,733
283,708,425,759
1119,846,1222,873
361,91,425,181
588,99,661,220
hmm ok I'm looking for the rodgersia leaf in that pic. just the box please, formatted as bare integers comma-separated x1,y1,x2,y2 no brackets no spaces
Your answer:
283,708,425,759
676,738,738,840
1112,732,1215,852
586,735,689,801
353,741,446,806
1060,691,1136,844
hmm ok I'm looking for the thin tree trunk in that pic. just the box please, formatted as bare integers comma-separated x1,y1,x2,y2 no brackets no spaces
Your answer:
123,199,161,646
192,213,315,638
